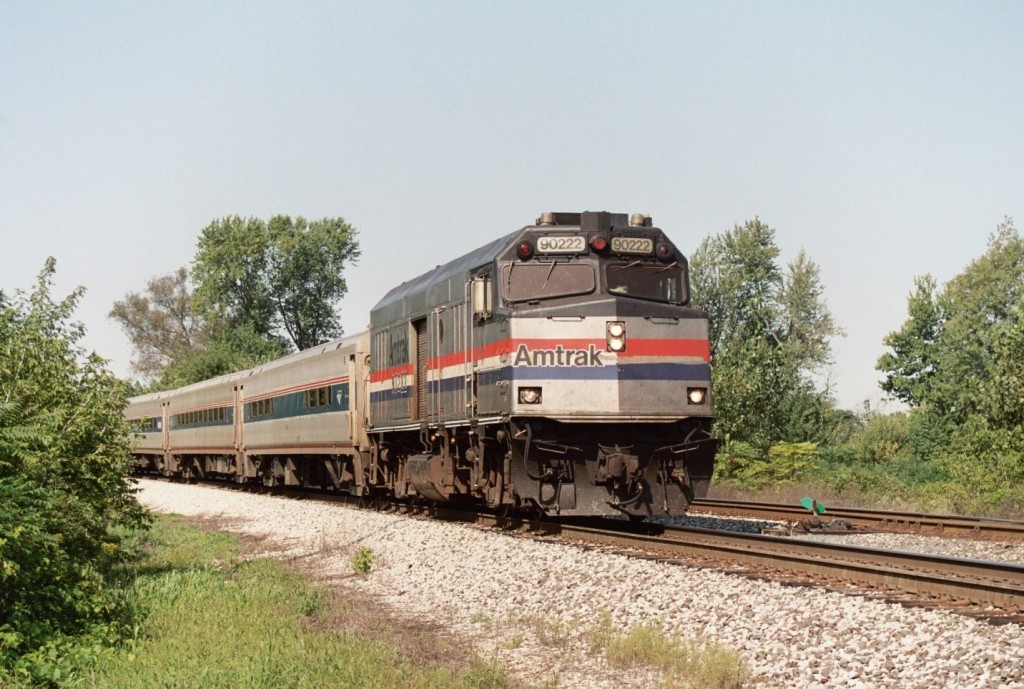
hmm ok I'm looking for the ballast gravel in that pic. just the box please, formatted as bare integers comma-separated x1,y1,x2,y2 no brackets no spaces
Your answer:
136,480,1024,689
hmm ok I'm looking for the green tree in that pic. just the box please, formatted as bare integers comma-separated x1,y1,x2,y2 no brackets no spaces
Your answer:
690,219,842,466
192,214,360,352
877,218,1024,510
157,323,287,390
267,215,361,350
876,275,940,407
878,218,1024,426
0,259,146,669
192,215,277,334
109,267,205,378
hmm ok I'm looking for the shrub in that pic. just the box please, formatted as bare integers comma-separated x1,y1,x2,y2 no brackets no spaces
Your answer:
0,259,147,672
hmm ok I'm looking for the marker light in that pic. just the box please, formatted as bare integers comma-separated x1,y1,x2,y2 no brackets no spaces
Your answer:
656,242,674,261
687,387,707,405
590,235,609,253
516,241,535,260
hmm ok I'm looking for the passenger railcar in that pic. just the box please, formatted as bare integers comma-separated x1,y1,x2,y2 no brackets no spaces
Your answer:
126,211,716,518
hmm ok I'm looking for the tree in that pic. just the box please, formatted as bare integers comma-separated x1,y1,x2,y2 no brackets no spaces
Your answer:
878,218,1024,425
877,218,1024,509
192,214,360,351
1,259,146,669
690,219,842,462
267,215,361,350
109,267,205,378
876,275,940,407
192,216,277,335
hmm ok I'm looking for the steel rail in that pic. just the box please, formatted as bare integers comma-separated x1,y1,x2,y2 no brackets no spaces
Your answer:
690,498,1024,542
157,480,1024,618
548,522,1024,615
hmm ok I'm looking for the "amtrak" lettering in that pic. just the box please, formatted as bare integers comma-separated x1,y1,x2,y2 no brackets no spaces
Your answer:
513,344,604,367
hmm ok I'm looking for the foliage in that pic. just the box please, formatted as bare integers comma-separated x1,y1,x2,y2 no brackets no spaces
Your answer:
0,259,147,674
352,546,374,575
115,214,360,388
52,516,516,689
108,268,206,378
876,275,940,407
588,613,747,689
720,441,820,489
156,323,288,390
876,218,1024,504
192,214,361,352
691,218,842,460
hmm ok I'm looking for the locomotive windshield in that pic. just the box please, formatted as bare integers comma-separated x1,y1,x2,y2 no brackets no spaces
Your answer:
501,261,595,302
606,261,688,304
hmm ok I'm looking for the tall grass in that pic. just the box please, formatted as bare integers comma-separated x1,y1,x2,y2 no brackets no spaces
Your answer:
61,516,515,689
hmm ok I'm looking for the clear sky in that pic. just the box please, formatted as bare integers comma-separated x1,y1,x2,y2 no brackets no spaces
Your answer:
2,1,1021,410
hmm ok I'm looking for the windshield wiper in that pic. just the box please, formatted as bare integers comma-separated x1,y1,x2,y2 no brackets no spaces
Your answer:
610,260,643,272
542,261,557,289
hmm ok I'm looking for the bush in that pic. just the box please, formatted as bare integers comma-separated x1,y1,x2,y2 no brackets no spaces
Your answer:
0,259,147,673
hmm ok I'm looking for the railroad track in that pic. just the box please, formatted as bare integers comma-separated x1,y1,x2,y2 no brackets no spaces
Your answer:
160,479,1024,622
546,520,1024,623
372,500,1024,623
690,498,1024,542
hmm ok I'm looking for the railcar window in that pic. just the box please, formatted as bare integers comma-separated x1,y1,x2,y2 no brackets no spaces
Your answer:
605,262,688,305
501,262,595,303
305,386,330,408
247,398,275,418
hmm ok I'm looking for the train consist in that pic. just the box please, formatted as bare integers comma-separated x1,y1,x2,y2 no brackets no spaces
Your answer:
126,211,717,518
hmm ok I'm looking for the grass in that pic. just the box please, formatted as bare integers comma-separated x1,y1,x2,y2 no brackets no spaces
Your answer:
587,613,747,689
58,516,518,689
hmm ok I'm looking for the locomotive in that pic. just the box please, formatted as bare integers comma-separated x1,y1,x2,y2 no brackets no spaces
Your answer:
126,211,716,518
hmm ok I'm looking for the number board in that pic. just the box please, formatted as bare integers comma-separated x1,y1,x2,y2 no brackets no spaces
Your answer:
611,236,654,255
535,235,587,253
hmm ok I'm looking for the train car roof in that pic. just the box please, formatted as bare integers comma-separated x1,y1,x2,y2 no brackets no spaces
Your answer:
126,331,365,404
243,331,364,377
370,229,519,318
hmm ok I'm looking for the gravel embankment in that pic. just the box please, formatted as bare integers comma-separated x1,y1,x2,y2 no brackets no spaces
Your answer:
137,480,1024,689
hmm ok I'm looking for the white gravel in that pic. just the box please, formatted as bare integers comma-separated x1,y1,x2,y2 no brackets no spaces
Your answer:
136,479,1024,689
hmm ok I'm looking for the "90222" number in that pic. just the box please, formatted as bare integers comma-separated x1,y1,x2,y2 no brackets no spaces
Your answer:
536,235,586,253
611,237,654,254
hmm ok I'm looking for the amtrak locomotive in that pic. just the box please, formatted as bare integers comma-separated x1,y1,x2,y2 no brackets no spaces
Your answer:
127,211,717,518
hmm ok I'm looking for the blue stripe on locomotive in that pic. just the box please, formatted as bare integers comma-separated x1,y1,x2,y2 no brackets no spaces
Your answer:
368,362,711,404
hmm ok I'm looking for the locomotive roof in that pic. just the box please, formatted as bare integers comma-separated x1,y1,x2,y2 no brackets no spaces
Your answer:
370,228,519,316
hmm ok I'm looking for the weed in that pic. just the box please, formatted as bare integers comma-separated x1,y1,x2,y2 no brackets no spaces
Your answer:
589,619,748,689
352,545,374,574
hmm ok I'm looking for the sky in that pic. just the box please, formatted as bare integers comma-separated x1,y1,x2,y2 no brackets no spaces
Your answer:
1,1,1022,410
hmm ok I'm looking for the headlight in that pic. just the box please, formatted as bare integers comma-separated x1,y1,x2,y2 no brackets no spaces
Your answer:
518,387,542,404
607,321,626,351
687,387,707,405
